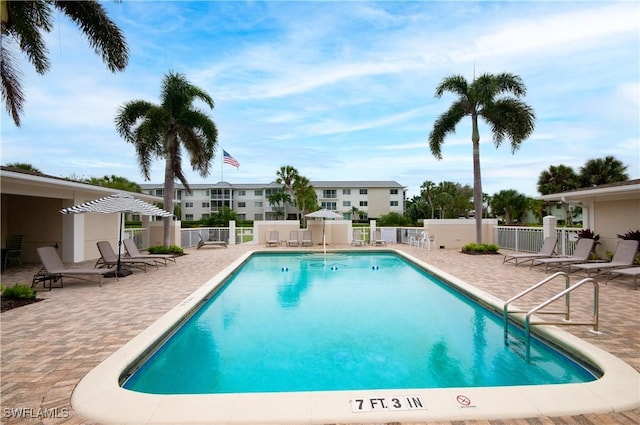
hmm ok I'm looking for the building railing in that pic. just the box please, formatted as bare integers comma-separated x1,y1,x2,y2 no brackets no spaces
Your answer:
495,226,581,256
180,226,254,248
123,228,147,248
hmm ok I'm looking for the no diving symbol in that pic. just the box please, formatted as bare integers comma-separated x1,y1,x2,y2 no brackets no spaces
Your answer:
456,394,475,408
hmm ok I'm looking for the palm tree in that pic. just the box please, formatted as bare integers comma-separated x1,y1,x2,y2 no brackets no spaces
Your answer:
5,162,41,173
537,164,578,226
428,73,536,243
275,165,299,220
1,0,128,126
420,180,436,219
292,176,317,225
578,156,629,188
490,189,527,225
115,71,218,246
267,190,290,220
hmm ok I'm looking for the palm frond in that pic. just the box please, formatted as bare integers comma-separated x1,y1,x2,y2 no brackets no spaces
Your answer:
0,41,24,126
434,74,468,98
5,0,51,74
54,0,128,72
428,100,467,159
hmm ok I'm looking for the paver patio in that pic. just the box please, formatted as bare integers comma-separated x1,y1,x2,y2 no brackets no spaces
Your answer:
1,243,638,425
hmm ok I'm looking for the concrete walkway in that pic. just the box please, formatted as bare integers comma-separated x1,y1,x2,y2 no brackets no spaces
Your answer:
1,243,638,425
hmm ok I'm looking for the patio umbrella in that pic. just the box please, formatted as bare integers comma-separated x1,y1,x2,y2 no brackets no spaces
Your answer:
305,209,343,255
60,193,173,277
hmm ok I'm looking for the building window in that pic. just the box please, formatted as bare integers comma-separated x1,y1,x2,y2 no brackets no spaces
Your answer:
238,202,246,208
185,214,194,220
390,201,399,207
359,201,368,207
323,189,337,199
359,189,368,195
201,214,210,220
254,190,263,196
321,201,337,210
254,213,263,220
202,202,210,208
237,190,246,196
390,189,398,195
342,189,351,195
254,201,263,208
184,202,193,208
343,201,351,207
155,189,163,197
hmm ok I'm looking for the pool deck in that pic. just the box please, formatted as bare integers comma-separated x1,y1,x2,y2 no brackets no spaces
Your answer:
1,243,638,425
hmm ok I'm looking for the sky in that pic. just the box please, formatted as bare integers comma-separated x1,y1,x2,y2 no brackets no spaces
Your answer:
1,1,638,199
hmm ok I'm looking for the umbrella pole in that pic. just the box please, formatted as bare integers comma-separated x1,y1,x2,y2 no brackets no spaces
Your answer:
105,212,132,278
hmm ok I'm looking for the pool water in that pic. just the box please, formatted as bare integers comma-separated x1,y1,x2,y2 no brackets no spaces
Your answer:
123,252,596,394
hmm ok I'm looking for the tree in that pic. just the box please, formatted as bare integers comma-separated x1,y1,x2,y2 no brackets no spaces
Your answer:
537,165,579,226
291,174,317,223
578,156,629,188
420,180,436,219
275,165,299,219
84,175,141,192
5,162,41,173
267,190,290,220
115,71,218,246
428,73,536,243
432,181,473,219
490,189,528,225
1,0,129,126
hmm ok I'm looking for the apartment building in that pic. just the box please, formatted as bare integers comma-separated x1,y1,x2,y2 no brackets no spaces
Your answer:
140,180,406,221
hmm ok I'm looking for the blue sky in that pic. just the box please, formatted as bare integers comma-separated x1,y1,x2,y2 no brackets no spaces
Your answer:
1,1,638,198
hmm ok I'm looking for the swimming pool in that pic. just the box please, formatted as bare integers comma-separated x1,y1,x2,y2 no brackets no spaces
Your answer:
71,249,640,424
122,252,595,394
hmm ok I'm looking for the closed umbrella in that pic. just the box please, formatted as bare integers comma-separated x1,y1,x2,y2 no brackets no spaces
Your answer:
305,209,342,254
60,193,173,277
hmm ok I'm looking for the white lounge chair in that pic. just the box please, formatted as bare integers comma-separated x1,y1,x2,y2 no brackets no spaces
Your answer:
567,240,639,277
301,230,313,247
371,229,386,246
529,238,595,272
503,236,557,266
287,231,300,247
266,231,279,247
197,234,227,249
605,266,640,289
123,239,177,266
351,229,365,246
33,246,112,288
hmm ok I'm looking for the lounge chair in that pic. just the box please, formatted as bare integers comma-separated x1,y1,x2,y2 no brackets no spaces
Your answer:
123,238,177,266
301,230,313,247
197,234,227,249
567,240,639,277
96,241,156,272
266,231,279,247
529,238,595,272
605,266,640,289
503,235,558,266
351,229,365,246
287,231,300,247
3,234,24,269
371,229,386,246
33,246,112,288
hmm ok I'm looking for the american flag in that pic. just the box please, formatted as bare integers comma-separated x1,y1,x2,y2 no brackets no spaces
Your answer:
223,150,240,168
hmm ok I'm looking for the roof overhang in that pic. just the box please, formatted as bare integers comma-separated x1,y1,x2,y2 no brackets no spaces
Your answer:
538,181,640,204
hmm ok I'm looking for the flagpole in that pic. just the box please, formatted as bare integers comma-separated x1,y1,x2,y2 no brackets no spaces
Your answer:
221,149,224,182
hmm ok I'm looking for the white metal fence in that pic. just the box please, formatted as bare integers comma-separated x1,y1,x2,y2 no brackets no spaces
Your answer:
495,226,581,256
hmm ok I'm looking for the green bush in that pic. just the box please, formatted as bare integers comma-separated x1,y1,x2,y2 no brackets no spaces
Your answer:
1,283,36,299
147,245,184,255
461,243,500,254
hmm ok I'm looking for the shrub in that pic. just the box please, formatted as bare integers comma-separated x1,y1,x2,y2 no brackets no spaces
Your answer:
617,229,640,241
147,245,184,255
1,283,36,299
461,243,500,254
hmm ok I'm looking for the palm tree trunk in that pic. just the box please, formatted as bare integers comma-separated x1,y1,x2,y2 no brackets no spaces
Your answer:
472,114,483,243
163,157,174,247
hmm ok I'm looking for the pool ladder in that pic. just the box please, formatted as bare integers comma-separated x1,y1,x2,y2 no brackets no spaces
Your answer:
503,272,599,361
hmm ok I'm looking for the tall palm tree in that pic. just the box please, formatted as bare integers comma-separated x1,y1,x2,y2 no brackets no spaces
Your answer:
420,180,436,219
578,156,629,188
428,73,536,243
115,71,218,246
275,165,299,220
292,175,317,225
1,0,128,126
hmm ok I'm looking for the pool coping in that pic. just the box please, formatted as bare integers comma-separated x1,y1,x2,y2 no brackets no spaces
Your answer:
71,249,640,424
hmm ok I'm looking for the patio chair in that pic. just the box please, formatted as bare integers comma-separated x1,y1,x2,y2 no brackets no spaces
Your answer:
351,229,365,246
266,231,279,247
301,230,313,247
3,234,24,269
529,238,595,272
371,229,386,246
33,246,112,288
287,231,300,247
605,266,640,289
123,238,177,266
425,234,437,251
197,234,227,249
567,239,639,277
96,241,157,272
409,231,425,248
503,235,558,266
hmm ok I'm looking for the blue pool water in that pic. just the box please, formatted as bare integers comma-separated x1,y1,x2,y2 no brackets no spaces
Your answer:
123,252,597,394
